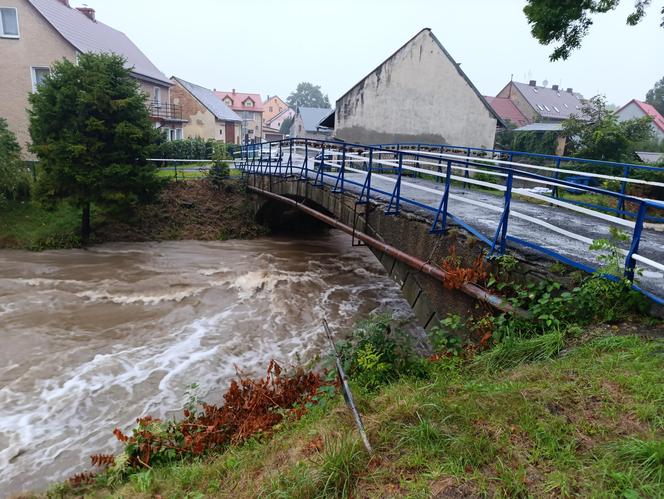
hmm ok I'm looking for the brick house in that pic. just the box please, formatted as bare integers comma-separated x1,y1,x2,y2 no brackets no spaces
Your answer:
171,77,241,143
215,90,264,144
262,95,289,124
0,0,183,155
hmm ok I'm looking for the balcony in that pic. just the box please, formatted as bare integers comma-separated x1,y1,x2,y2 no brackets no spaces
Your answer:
148,101,183,121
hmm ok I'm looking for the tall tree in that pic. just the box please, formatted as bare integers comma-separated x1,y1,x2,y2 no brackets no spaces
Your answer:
646,76,664,115
286,82,331,108
29,53,162,242
280,116,294,134
523,0,664,60
563,95,654,161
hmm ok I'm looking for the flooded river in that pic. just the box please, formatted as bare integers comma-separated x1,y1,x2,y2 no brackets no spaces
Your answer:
0,232,415,496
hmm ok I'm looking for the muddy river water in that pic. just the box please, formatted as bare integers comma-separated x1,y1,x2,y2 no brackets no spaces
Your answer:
0,232,415,495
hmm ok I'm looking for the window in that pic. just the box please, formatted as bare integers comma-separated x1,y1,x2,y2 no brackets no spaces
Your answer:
153,86,161,105
166,128,182,141
244,99,253,107
220,129,223,136
0,7,19,38
224,98,232,106
269,106,273,112
31,67,50,92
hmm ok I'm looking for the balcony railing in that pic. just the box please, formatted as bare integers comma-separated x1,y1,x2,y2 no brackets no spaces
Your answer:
148,101,183,121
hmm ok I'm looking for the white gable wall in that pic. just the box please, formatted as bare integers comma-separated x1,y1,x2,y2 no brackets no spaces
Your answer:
334,30,497,148
615,102,664,142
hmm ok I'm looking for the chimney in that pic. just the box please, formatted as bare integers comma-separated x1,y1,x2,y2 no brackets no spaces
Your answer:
58,0,70,6
529,80,537,87
566,88,573,93
76,7,95,21
552,84,559,91
232,88,236,94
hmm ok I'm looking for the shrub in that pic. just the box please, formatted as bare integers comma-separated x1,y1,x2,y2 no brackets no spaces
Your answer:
155,138,216,160
0,117,31,205
335,315,428,391
208,142,231,187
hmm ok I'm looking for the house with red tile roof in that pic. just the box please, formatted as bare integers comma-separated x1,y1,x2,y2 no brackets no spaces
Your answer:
483,96,529,127
0,0,184,154
215,90,264,143
615,99,664,143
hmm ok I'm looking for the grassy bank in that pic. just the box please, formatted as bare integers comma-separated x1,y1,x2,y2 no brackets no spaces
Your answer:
0,178,266,251
45,323,663,499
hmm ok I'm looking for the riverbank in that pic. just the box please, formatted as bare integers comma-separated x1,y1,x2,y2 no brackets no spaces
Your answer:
0,179,267,251
40,321,663,498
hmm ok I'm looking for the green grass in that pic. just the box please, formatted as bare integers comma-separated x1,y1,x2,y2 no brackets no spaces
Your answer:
52,329,664,498
157,167,242,180
0,200,82,250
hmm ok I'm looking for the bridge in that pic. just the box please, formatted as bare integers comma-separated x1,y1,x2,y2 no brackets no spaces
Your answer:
236,138,664,328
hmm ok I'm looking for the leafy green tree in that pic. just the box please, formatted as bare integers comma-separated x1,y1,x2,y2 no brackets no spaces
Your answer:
523,0,664,60
279,116,294,134
286,82,331,108
563,95,654,161
0,117,30,205
28,53,162,242
646,76,664,115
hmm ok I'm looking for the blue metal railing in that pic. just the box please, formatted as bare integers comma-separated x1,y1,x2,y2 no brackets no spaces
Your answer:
236,138,664,305
374,142,664,222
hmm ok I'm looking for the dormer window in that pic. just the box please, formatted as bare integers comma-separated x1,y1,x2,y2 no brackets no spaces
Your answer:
224,98,232,106
244,99,254,108
0,7,19,38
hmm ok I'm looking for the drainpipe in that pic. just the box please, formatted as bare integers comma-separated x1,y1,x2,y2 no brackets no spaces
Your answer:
248,185,521,316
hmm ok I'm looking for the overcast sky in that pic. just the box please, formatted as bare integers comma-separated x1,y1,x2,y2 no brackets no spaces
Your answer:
90,0,663,106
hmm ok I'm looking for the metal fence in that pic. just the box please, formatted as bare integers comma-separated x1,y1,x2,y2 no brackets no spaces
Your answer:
236,138,664,306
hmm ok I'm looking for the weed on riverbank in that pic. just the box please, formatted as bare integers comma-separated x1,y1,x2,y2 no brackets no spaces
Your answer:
44,322,662,498
0,179,267,250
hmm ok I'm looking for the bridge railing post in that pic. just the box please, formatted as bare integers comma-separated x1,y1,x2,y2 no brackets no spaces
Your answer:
430,159,453,234
552,157,561,199
333,144,346,193
277,142,283,176
385,151,403,215
302,139,309,180
617,164,630,217
358,149,373,204
490,169,513,255
624,201,647,281
287,139,293,176
435,146,444,184
463,147,471,190
314,142,326,187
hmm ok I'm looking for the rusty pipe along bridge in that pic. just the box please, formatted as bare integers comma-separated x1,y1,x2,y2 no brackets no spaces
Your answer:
235,138,664,316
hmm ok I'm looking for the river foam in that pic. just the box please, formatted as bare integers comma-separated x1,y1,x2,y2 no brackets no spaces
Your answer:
0,233,416,496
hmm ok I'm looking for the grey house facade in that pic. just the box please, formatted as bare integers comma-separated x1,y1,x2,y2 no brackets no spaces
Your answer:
289,107,333,139
330,28,503,148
